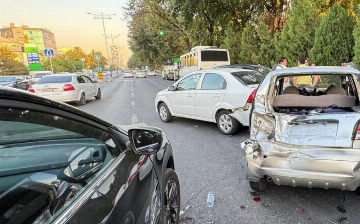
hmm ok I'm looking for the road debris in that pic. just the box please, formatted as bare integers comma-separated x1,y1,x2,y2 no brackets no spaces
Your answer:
180,205,192,216
337,217,348,223
324,219,337,224
337,205,346,213
206,191,215,207
240,205,246,210
250,191,260,196
261,203,269,208
253,196,261,202
300,208,305,213
179,217,194,224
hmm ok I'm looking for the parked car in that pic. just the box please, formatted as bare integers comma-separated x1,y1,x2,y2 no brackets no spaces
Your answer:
28,74,101,105
0,76,21,88
124,70,134,78
29,71,53,85
215,64,271,75
16,75,32,90
0,86,180,224
148,71,157,76
136,70,147,78
242,66,360,193
155,68,263,134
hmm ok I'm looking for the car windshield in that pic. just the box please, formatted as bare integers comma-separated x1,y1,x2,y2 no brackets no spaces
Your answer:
231,71,263,85
0,77,16,82
37,75,72,84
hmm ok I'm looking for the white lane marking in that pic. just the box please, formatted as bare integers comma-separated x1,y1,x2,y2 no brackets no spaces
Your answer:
131,101,135,106
131,114,138,124
131,93,134,97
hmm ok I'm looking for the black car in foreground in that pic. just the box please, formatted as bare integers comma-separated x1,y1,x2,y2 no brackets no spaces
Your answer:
0,87,180,224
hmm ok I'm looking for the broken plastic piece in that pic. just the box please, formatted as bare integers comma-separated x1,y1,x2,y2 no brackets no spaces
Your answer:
250,191,260,196
337,205,346,213
253,196,261,202
300,208,305,213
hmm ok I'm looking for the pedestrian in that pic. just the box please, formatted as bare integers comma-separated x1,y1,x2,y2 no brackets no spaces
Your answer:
293,57,312,88
310,62,321,87
272,57,288,70
341,59,347,67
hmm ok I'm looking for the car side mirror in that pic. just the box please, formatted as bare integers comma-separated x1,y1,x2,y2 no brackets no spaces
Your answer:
168,86,176,91
93,80,98,83
128,127,163,154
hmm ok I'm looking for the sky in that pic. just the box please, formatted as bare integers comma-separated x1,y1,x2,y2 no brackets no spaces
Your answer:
0,0,131,66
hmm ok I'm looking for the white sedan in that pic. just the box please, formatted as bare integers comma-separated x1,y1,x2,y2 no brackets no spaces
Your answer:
28,74,101,105
155,68,262,134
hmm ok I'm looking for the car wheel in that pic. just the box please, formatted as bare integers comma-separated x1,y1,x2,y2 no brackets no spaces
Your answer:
216,110,240,135
158,103,173,122
77,93,86,105
249,178,268,192
163,169,180,224
95,88,101,100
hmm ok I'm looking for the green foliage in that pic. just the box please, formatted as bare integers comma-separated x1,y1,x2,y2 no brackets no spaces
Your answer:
254,20,276,67
277,0,320,66
310,3,355,65
0,56,29,75
238,23,259,64
353,20,360,67
42,57,83,73
220,23,242,64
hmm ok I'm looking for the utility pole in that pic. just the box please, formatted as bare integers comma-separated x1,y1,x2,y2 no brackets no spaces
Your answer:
88,12,115,77
105,34,120,75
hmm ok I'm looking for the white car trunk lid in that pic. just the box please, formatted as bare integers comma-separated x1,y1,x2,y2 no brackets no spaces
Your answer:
274,112,360,147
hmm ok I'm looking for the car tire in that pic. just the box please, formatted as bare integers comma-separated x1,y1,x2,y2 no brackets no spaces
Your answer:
216,110,240,135
158,103,173,122
77,93,86,105
95,88,101,100
249,178,268,192
163,169,180,224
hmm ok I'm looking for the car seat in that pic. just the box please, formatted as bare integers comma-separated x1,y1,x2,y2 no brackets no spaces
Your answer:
327,86,347,95
283,86,300,94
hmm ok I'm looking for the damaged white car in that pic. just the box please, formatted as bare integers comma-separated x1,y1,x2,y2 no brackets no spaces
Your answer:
242,66,360,192
155,68,262,134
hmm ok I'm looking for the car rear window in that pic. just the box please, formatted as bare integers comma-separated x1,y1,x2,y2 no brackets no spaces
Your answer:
33,73,48,78
37,75,72,84
231,71,263,85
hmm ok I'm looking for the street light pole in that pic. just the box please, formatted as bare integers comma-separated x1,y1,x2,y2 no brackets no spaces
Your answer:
105,34,120,75
88,12,115,77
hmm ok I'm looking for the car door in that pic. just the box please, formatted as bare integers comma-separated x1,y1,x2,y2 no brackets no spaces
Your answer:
76,75,87,96
83,75,97,97
195,73,227,120
0,101,156,224
169,73,202,117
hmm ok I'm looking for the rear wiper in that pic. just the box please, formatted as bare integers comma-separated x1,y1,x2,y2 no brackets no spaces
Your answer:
288,118,338,125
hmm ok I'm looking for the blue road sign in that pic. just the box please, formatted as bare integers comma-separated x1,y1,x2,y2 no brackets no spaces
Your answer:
94,54,101,60
44,49,54,57
96,66,102,72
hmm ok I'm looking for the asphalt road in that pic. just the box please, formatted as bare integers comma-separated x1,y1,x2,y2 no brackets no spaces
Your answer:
77,75,359,224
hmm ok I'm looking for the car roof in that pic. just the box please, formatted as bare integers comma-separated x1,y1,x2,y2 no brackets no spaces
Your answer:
204,68,261,74
268,66,360,77
0,86,113,128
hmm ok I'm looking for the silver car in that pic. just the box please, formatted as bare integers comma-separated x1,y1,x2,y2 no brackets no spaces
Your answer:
242,66,360,193
29,74,101,105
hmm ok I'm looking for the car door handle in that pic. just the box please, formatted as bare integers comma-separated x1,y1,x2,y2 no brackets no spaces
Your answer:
213,94,221,97
186,94,192,97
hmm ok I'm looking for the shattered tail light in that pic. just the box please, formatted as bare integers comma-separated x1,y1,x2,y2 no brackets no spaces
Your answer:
28,86,35,93
246,89,257,104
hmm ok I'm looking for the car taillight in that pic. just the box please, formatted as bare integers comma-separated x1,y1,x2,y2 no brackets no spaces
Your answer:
355,125,360,140
246,89,257,104
28,86,35,93
63,84,75,91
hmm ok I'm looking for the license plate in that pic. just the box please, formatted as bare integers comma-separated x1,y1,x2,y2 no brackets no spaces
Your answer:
39,88,57,92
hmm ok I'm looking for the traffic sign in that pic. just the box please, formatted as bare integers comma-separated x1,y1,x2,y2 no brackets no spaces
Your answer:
96,66,102,72
44,49,54,57
98,72,103,80
94,54,101,60
173,58,180,63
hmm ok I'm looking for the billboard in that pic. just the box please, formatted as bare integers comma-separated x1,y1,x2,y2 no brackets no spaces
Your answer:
24,44,42,71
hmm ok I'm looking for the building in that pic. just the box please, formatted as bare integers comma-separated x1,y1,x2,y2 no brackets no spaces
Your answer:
0,23,57,55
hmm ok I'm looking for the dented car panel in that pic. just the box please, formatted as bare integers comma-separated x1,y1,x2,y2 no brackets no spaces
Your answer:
243,66,360,192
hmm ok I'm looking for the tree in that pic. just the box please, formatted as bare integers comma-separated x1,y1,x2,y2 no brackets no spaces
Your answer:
254,20,276,67
310,3,355,65
220,22,242,64
0,47,16,61
0,56,29,75
353,19,360,67
238,23,260,64
277,0,320,66
86,50,108,70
